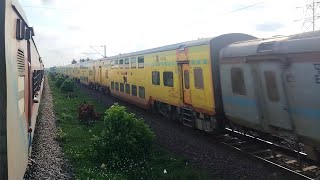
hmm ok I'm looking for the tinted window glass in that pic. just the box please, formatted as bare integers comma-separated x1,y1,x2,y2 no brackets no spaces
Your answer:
132,85,137,96
138,56,144,68
115,82,119,91
125,58,129,69
139,86,145,98
264,71,279,102
194,68,204,89
184,70,190,89
111,81,114,90
163,72,174,87
111,60,114,69
115,60,119,68
125,84,130,94
131,57,136,68
120,83,124,92
152,71,160,85
119,59,124,69
231,68,246,95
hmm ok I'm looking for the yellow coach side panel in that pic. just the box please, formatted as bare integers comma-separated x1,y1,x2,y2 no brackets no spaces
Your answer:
148,50,181,106
100,60,111,87
188,45,215,114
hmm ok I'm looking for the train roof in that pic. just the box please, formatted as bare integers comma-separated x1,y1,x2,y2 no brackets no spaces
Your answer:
12,0,29,24
72,33,255,66
220,30,320,59
12,0,43,65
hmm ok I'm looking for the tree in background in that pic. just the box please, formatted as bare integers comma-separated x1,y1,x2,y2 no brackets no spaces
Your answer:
71,59,77,64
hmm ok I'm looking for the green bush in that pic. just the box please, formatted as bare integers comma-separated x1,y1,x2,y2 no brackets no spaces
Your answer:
61,79,74,93
55,75,65,88
92,104,155,178
49,72,56,81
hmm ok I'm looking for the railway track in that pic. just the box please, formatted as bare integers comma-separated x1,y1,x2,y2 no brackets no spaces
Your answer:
213,128,320,180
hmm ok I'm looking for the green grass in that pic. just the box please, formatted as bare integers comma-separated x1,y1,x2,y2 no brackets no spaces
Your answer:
48,76,213,180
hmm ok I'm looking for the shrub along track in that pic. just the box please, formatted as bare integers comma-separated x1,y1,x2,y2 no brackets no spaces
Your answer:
79,84,304,180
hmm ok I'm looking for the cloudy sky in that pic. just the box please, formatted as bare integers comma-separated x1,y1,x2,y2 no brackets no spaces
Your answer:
18,0,309,67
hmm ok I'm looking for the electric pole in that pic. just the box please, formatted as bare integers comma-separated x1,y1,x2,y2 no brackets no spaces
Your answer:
88,45,107,58
301,0,320,31
103,45,106,58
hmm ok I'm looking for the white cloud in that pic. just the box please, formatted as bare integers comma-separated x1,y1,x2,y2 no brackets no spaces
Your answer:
19,0,307,67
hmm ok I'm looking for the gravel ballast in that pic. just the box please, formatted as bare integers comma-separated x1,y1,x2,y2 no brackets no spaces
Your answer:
24,78,74,179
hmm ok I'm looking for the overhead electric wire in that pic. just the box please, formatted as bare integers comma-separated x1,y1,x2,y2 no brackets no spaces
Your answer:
225,2,265,14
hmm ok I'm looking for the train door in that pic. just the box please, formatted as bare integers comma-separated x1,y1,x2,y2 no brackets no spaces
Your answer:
258,61,292,130
93,66,96,82
99,66,102,83
182,64,191,104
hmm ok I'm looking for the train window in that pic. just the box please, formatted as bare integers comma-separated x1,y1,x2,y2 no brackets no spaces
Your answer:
231,68,246,95
111,81,114,90
131,57,137,68
125,58,130,69
115,82,119,91
264,71,280,102
163,71,174,87
194,68,204,89
139,86,145,99
119,59,124,69
89,70,93,76
125,84,130,94
115,60,119,69
105,70,108,78
184,70,190,89
120,83,124,92
111,60,114,69
138,56,144,68
152,71,160,85
132,85,137,96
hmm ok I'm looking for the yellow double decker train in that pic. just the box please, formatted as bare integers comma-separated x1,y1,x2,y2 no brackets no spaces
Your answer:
57,33,256,131
58,31,320,161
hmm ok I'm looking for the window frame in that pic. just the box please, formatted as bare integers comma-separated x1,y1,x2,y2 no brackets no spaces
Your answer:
115,59,119,69
115,82,119,91
119,59,124,69
152,71,160,85
131,57,137,68
125,58,130,69
231,67,246,96
131,85,137,96
264,71,280,102
163,71,174,87
120,83,124,92
194,68,204,89
138,86,145,99
111,81,114,90
184,69,190,89
111,60,114,69
125,84,130,94
138,56,144,68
